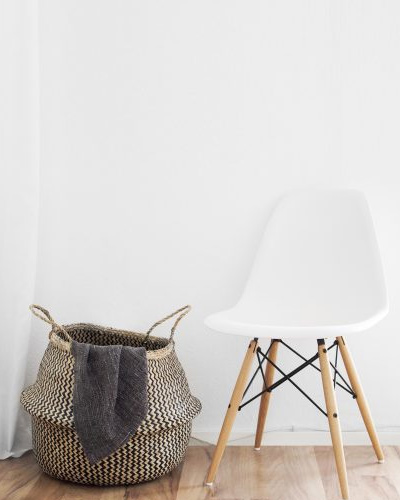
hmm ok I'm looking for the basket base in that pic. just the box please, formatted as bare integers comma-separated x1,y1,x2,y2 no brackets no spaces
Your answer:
32,416,192,486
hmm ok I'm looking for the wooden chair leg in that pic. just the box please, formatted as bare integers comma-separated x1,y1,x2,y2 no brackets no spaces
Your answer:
205,338,258,485
254,339,279,450
337,336,384,463
318,339,349,500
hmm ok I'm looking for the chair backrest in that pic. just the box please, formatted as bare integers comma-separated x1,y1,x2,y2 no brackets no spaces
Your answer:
237,189,388,328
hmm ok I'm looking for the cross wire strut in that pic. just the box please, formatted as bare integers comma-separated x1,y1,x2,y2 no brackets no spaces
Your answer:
238,339,356,418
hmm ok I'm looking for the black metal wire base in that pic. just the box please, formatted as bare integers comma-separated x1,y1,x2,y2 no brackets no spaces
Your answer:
238,338,356,417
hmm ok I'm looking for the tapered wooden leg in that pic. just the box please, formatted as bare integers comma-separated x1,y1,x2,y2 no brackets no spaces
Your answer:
318,339,349,500
254,339,279,450
337,336,384,463
205,338,258,485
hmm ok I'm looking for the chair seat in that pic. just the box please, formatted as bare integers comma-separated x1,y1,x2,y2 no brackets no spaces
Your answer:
205,304,388,339
205,189,388,340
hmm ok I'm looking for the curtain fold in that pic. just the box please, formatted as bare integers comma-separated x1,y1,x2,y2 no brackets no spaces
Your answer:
0,0,40,458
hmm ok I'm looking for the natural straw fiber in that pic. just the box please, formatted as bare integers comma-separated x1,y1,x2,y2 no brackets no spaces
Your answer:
21,305,201,485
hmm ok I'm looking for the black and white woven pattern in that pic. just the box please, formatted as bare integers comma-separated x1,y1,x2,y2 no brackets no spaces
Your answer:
31,416,192,485
21,323,201,485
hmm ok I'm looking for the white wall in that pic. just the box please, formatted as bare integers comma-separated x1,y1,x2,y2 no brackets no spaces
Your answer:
34,0,400,441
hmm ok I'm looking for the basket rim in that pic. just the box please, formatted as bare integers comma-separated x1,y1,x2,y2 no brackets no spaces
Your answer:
49,323,174,360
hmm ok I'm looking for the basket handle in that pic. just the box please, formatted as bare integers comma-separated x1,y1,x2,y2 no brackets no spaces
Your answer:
145,305,191,343
29,304,72,342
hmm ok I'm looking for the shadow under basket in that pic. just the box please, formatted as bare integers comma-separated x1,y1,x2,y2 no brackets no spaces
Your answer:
21,306,202,486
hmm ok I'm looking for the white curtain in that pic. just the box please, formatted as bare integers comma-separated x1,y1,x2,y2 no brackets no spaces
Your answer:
0,0,40,458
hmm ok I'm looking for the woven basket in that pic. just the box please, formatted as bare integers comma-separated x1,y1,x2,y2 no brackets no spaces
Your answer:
21,305,201,486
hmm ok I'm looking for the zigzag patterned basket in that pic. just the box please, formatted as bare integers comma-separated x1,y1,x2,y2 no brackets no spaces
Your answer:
21,305,201,486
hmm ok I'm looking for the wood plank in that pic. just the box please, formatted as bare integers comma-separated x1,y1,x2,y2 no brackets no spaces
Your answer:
315,446,400,500
176,446,213,500
1,447,400,500
61,482,126,500
315,446,343,500
178,446,326,500
381,446,400,494
0,453,65,500
126,461,183,500
280,446,327,500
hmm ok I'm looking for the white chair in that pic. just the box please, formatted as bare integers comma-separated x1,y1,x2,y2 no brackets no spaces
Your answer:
204,189,388,500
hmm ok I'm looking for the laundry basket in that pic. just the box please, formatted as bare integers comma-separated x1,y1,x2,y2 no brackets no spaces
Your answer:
21,305,201,486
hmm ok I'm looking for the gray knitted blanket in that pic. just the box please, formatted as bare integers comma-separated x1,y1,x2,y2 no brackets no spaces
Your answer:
71,341,148,464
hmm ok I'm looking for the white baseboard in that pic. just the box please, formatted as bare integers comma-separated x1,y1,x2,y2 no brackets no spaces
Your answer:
190,430,400,446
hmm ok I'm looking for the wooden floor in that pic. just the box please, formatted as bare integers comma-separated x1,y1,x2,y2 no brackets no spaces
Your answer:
1,446,400,500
